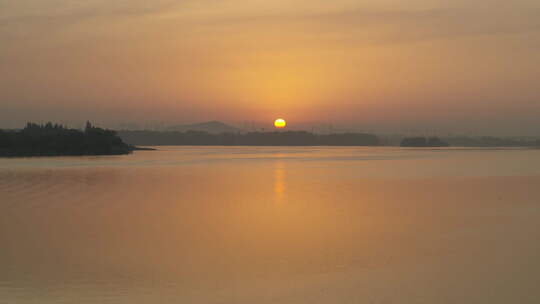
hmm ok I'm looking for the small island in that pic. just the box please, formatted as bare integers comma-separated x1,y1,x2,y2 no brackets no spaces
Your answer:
0,122,133,157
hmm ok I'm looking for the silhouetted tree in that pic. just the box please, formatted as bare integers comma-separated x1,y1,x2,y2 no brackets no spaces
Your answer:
85,121,93,133
0,122,132,157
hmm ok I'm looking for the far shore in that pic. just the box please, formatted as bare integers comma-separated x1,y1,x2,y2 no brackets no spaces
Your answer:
131,146,158,151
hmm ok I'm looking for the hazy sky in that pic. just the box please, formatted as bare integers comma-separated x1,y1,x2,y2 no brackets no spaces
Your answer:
1,0,539,134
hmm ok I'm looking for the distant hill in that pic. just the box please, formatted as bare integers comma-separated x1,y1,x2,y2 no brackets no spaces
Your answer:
167,121,241,134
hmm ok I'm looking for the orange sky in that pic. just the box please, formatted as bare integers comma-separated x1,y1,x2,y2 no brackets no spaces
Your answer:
1,0,540,134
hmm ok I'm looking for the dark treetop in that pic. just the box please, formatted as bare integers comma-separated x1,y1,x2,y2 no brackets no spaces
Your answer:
0,122,132,156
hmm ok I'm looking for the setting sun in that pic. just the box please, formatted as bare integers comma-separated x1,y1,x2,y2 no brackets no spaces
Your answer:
274,118,286,128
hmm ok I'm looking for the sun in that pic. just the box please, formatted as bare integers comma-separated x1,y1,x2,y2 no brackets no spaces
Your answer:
274,118,286,128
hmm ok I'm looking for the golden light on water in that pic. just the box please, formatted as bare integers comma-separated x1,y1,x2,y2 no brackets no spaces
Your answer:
274,118,286,128
274,160,286,204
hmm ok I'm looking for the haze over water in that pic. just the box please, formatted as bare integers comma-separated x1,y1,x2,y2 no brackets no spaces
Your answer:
2,1,540,134
1,147,540,303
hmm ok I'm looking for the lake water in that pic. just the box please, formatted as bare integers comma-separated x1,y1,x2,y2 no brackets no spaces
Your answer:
1,147,540,303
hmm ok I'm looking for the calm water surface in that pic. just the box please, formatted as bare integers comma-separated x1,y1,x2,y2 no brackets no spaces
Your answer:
1,147,539,303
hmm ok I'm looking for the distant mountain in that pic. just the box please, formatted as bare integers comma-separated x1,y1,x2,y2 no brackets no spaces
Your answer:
167,121,241,134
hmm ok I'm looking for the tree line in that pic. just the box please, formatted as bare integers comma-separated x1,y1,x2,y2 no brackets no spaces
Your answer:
400,137,449,147
0,122,131,156
118,130,380,146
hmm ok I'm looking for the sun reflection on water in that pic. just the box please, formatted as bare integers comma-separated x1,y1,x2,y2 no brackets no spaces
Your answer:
274,160,286,204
